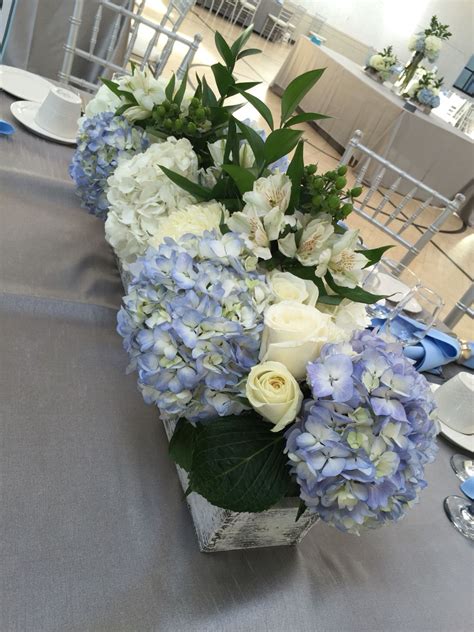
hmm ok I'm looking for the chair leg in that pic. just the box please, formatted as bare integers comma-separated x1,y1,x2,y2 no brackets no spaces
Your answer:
264,21,276,48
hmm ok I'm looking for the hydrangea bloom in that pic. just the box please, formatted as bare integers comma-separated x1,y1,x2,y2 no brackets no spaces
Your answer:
104,138,199,264
117,231,272,421
69,112,149,219
286,330,438,534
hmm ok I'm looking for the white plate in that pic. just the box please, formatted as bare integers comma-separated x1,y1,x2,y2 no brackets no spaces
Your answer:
372,272,422,314
10,101,77,145
431,380,474,452
0,65,54,102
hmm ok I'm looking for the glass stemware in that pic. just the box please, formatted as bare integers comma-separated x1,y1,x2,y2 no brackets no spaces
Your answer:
450,454,474,482
444,496,474,540
362,258,420,320
384,285,444,346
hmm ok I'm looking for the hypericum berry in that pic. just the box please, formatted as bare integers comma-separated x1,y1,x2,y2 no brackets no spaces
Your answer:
337,165,348,176
351,186,363,197
335,176,346,190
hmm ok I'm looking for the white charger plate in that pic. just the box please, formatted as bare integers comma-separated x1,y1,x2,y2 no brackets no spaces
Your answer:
430,382,474,452
0,65,54,102
10,101,77,145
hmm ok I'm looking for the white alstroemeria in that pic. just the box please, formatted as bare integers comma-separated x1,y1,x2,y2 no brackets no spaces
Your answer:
278,215,334,267
118,69,166,112
84,83,122,117
243,173,292,214
317,298,370,338
207,139,255,168
149,201,226,247
122,105,153,122
268,271,319,306
315,230,366,288
227,203,285,260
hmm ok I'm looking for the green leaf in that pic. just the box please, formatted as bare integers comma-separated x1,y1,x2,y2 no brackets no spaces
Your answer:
357,245,394,268
165,74,176,101
174,70,188,107
223,117,237,164
318,294,344,305
227,81,260,96
235,118,265,167
263,128,303,166
280,68,325,124
115,103,134,116
222,164,256,195
188,415,292,513
230,24,254,57
325,271,386,304
286,140,304,211
215,31,234,69
284,111,331,127
169,419,198,472
211,63,235,97
237,89,274,130
201,76,218,107
159,166,213,200
237,47,261,60
295,500,307,522
101,78,134,102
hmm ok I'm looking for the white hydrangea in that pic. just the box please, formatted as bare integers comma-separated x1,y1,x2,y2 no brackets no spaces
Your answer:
424,35,442,54
148,201,227,247
369,54,386,72
105,137,199,264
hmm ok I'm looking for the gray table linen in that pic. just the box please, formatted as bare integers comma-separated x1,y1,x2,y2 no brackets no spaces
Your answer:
0,91,472,632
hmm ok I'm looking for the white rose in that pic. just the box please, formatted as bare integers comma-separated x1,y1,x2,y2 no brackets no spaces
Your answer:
259,301,345,379
148,201,226,246
84,83,122,117
268,271,319,306
369,54,385,71
246,361,303,432
243,172,292,214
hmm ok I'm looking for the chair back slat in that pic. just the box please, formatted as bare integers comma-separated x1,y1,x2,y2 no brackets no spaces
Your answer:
339,129,466,268
60,0,201,92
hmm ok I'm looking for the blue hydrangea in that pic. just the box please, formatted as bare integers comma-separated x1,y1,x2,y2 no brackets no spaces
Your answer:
417,87,435,105
117,231,271,421
286,330,438,534
69,112,149,219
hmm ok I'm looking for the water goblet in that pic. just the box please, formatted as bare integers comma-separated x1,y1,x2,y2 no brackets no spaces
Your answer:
362,258,420,320
450,455,474,482
384,285,444,346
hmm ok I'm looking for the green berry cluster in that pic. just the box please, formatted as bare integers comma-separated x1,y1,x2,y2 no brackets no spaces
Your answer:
153,97,212,135
302,164,362,224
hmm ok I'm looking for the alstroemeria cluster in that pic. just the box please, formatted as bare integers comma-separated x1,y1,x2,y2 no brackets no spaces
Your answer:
117,231,272,421
286,330,438,534
69,112,149,219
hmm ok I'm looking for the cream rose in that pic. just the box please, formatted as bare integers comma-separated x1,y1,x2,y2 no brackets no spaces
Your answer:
268,271,319,306
259,301,345,379
246,361,303,432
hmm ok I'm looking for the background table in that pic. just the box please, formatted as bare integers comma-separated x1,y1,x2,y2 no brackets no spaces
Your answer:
271,37,474,212
1,90,472,632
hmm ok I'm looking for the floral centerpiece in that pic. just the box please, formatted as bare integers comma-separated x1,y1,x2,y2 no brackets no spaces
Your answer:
397,15,451,93
405,68,443,112
365,46,398,83
70,28,439,549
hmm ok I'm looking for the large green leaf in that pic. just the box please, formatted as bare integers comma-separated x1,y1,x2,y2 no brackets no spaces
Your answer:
215,31,234,69
212,63,235,98
188,415,292,513
169,419,198,472
227,81,260,96
236,47,261,60
235,118,265,167
325,271,386,304
263,128,303,166
159,166,213,200
285,140,304,211
174,70,188,107
280,68,325,124
230,24,254,57
284,111,330,127
201,76,218,107
357,245,394,268
165,74,176,101
101,78,136,103
237,89,274,130
222,164,256,195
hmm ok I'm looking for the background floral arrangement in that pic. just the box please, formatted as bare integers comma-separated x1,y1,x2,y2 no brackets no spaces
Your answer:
406,69,443,109
71,27,438,532
366,46,398,81
408,15,451,63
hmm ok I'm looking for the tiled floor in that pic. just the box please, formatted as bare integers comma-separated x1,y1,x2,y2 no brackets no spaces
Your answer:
144,2,473,341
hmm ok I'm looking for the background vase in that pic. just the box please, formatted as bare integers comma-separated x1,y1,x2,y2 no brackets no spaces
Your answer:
397,50,425,93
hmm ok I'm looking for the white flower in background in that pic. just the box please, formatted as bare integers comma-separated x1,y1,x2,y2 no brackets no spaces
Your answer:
369,54,386,72
148,201,226,247
318,299,371,335
243,173,292,214
246,361,303,432
207,139,255,168
316,230,366,288
408,34,418,51
408,82,420,97
259,301,345,379
84,83,122,117
278,215,334,266
424,35,442,54
227,204,285,260
105,138,199,263
268,271,319,306
119,68,166,113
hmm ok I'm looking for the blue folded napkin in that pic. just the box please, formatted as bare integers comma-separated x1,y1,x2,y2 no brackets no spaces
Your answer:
460,477,474,501
372,313,474,373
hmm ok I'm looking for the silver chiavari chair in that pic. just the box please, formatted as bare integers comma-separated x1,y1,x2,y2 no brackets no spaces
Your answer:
444,283,474,328
59,0,202,93
339,129,466,268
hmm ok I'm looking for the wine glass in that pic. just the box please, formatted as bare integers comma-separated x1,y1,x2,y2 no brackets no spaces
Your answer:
362,258,420,319
384,285,444,346
444,497,474,540
450,455,474,482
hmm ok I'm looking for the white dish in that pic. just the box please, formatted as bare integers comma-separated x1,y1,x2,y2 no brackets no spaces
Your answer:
10,101,77,145
373,272,422,313
431,376,474,452
0,65,54,102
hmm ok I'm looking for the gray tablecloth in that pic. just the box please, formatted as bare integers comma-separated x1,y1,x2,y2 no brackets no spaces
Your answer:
1,91,473,632
271,37,474,208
